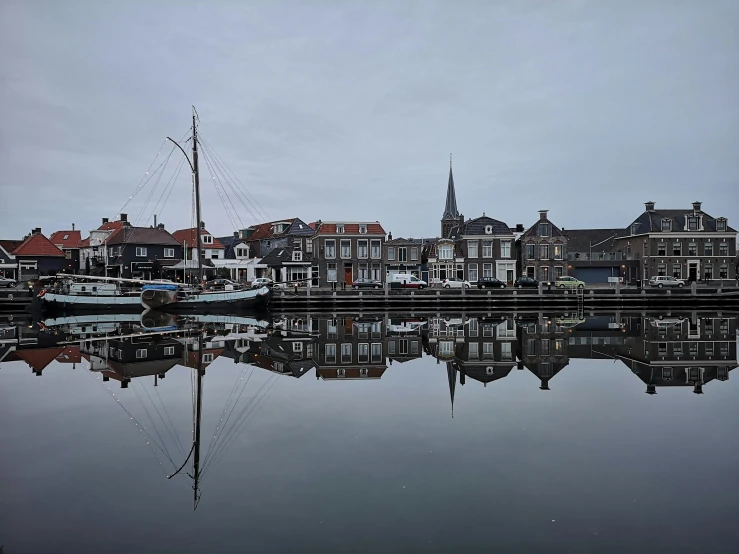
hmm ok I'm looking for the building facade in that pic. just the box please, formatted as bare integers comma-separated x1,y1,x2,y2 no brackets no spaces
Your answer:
455,215,517,284
385,236,424,278
105,226,183,280
49,229,82,274
518,210,568,282
172,222,226,261
310,221,386,286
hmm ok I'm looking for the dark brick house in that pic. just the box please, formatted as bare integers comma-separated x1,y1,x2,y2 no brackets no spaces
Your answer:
104,225,183,280
517,210,568,282
310,221,386,287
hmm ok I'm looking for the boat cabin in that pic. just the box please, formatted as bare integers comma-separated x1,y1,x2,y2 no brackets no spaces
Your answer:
70,282,120,296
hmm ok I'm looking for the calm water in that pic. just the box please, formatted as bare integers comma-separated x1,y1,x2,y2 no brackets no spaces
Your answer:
1,311,738,553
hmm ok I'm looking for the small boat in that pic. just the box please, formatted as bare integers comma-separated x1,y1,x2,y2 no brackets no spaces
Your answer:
36,274,152,312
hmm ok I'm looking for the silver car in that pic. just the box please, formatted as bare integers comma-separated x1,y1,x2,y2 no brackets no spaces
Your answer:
0,276,17,288
649,275,685,288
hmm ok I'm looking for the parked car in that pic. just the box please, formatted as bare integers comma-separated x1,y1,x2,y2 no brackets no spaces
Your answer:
554,276,585,289
649,275,685,288
477,276,507,289
252,277,274,289
390,274,427,289
442,278,471,289
0,276,17,288
204,278,240,291
352,278,383,289
513,276,539,289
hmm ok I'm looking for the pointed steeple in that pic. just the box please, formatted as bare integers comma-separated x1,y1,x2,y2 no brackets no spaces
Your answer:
446,361,457,418
442,154,459,220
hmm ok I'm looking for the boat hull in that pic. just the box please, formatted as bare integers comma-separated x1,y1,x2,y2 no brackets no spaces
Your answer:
140,286,272,312
38,292,144,313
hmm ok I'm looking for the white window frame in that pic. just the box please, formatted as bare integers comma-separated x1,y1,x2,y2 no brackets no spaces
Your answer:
164,346,175,356
410,247,418,261
292,250,302,262
468,263,478,283
357,239,368,259
135,349,147,359
340,240,351,259
467,240,478,258
439,244,453,260
135,247,147,257
325,343,336,363
482,240,493,258
327,263,337,282
501,240,511,259
325,239,336,259
370,240,381,259
202,234,213,244
359,224,367,234
336,224,345,234
388,246,395,261
397,247,407,262
164,248,175,258
202,353,214,363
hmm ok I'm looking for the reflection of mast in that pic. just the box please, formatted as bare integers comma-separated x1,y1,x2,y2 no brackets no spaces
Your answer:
191,332,204,509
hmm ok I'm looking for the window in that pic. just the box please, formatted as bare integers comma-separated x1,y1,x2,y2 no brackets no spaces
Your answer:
716,218,727,232
673,342,682,357
688,243,697,256
554,339,565,355
337,368,346,378
553,243,563,260
689,342,698,356
467,342,479,359
388,247,395,261
468,319,478,337
540,266,550,281
672,264,681,278
202,235,213,244
341,343,352,363
358,343,369,363
336,224,345,234
399,340,409,355
136,349,147,359
554,266,564,279
483,263,493,278
468,241,478,258
539,244,550,259
357,240,368,259
371,343,382,362
306,240,313,253
719,319,729,335
358,263,368,279
327,319,338,338
388,341,395,355
657,242,666,256
325,344,336,363
340,240,351,258
398,247,407,262
526,339,536,356
292,250,303,262
370,264,381,281
719,243,728,256
370,240,381,259
673,242,681,256
539,223,550,237
325,239,336,259
720,342,729,356
135,247,147,257
661,219,672,232
410,247,418,261
687,216,698,231
327,263,337,282
439,244,453,260
468,263,478,283
704,265,713,280
704,242,713,256
483,343,494,360
359,224,367,234
164,346,175,356
498,240,511,259
705,342,714,356
719,265,728,279
526,243,535,260
657,264,666,276
662,367,674,380
482,241,493,258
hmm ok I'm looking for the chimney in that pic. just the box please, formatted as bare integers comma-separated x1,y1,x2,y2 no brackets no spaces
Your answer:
515,224,524,232
120,213,127,222
692,201,702,214
157,223,165,230
233,231,239,237
388,232,393,241
200,221,205,229
644,201,655,212
72,223,75,231
102,217,109,225
153,214,157,227
539,210,549,221
32,227,41,235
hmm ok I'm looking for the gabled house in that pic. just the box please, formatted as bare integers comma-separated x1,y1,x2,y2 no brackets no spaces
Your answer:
453,214,517,284
80,214,130,275
12,228,66,278
172,222,226,261
49,228,83,274
240,218,316,258
211,232,257,282
385,235,424,279
259,245,313,285
422,237,465,283
310,221,386,286
518,210,568,282
0,240,19,279
105,225,183,280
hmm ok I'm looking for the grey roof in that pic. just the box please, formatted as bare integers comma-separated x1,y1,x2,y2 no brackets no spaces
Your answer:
456,215,512,237
562,229,624,253
106,227,180,246
286,218,316,236
441,166,459,220
629,209,735,233
521,217,565,238
386,237,427,245
259,246,312,266
217,235,246,259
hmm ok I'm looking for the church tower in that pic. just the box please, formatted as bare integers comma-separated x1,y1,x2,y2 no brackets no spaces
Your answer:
441,155,459,238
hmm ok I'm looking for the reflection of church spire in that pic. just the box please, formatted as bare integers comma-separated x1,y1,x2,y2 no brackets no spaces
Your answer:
446,362,457,418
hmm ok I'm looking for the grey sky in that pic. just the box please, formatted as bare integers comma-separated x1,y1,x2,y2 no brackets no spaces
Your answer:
1,0,737,239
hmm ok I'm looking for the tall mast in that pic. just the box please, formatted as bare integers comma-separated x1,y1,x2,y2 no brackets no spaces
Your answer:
192,107,203,283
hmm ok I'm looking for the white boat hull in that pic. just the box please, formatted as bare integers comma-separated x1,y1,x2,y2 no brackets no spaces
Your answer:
140,286,272,311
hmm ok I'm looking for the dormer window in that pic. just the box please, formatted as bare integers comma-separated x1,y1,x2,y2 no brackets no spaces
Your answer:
716,218,727,232
336,224,345,234
359,224,367,234
687,216,699,231
539,223,549,237
661,219,672,232
630,224,638,235
202,234,213,244
292,250,302,262
438,244,453,260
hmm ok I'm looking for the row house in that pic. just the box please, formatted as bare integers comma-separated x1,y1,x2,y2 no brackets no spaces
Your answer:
214,232,257,282
80,215,130,276
517,210,568,282
49,228,82,273
240,218,315,258
9,229,66,278
172,222,226,261
564,228,626,284
310,221,386,286
454,214,517,284
617,201,736,284
384,235,424,278
105,226,183,280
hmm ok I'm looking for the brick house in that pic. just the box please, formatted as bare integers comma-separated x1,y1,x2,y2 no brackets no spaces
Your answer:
384,235,424,278
454,214,517,284
310,221,386,287
518,210,568,282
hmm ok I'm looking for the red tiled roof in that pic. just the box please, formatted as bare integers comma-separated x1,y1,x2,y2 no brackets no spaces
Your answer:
55,346,82,364
314,222,386,235
185,348,225,368
244,222,275,242
172,228,225,249
17,348,65,372
49,230,82,249
0,240,23,254
12,234,65,257
79,237,90,248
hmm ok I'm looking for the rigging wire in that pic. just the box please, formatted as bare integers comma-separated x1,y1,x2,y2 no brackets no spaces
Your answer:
200,146,243,232
139,378,187,458
130,381,176,467
148,155,187,226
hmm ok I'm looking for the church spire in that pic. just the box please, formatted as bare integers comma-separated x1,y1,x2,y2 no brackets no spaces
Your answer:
442,154,459,220
446,362,457,418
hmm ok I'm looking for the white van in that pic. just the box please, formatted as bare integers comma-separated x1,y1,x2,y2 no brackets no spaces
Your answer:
390,274,427,289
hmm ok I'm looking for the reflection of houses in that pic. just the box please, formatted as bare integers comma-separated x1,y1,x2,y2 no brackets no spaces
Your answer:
313,317,388,380
238,329,317,378
616,315,737,394
386,317,426,364
518,317,570,390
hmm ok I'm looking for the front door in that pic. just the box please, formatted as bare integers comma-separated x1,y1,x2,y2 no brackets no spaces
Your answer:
344,266,353,285
688,263,698,282
507,269,514,284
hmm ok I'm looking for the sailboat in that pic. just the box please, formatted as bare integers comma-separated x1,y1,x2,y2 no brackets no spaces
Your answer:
140,108,271,312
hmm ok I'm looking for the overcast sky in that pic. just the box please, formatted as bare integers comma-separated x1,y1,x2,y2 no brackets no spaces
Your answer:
1,0,737,239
